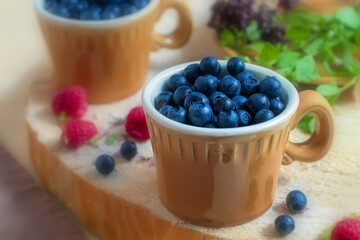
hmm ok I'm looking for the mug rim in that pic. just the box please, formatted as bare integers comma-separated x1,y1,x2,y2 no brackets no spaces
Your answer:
34,0,159,28
142,60,300,137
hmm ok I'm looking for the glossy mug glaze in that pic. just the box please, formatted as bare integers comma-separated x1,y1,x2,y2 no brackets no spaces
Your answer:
142,60,335,227
35,0,192,103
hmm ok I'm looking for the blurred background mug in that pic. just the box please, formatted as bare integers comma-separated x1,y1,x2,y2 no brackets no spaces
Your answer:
35,0,192,103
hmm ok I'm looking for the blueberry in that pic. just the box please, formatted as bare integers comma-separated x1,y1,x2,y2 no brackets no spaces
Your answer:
253,109,274,124
61,0,89,18
188,103,213,126
241,77,260,97
236,109,251,126
227,57,245,77
218,75,241,98
167,74,188,92
155,91,173,110
80,5,102,20
121,3,138,15
47,3,71,18
167,106,187,124
173,86,192,106
200,56,221,76
128,0,148,8
95,154,115,175
159,105,173,116
102,4,122,19
120,141,137,160
194,75,218,96
248,93,270,113
274,215,295,235
270,98,285,116
236,71,254,83
184,92,210,110
217,110,239,128
208,91,227,108
212,115,218,124
101,0,126,4
286,190,307,213
204,123,217,128
259,76,282,98
184,63,202,84
232,95,248,110
214,97,235,113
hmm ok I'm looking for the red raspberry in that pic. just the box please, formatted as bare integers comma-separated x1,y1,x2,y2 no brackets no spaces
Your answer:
65,120,97,148
52,86,88,119
125,106,150,141
331,218,360,240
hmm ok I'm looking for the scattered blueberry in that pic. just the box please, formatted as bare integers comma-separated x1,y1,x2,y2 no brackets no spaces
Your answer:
236,109,251,126
218,75,241,98
208,91,227,108
259,76,282,98
168,74,188,92
167,106,187,123
286,190,307,213
173,86,192,106
188,103,213,126
274,215,295,235
241,77,260,97
214,96,235,113
270,98,285,116
95,154,115,175
184,63,201,83
120,140,137,160
155,91,173,110
217,110,239,128
200,56,221,76
248,93,270,113
159,105,173,116
102,4,121,19
253,109,274,123
227,57,245,77
236,71,255,83
195,75,218,96
184,92,209,110
232,95,248,110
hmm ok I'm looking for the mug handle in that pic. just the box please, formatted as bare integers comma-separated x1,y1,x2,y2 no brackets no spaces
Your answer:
283,90,335,165
152,0,192,50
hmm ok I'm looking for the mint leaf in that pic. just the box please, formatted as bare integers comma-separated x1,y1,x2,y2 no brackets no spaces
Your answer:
334,7,360,29
316,82,340,97
220,29,235,46
297,114,315,134
286,26,311,40
106,134,116,145
278,51,301,69
259,43,280,65
295,56,319,82
304,39,324,55
246,21,261,42
248,42,265,52
356,30,360,45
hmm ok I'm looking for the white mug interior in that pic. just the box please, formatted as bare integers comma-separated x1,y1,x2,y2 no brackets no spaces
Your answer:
142,60,299,137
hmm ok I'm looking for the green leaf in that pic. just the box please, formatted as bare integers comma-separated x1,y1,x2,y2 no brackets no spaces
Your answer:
297,114,315,134
259,43,280,65
355,30,360,45
295,56,319,82
322,60,334,75
248,42,265,52
304,39,324,55
58,111,68,122
220,29,235,46
106,134,116,145
286,26,311,40
278,51,301,69
343,48,354,67
246,21,261,42
334,7,360,29
316,82,340,97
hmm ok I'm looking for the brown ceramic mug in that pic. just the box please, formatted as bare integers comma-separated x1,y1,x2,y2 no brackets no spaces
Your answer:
35,0,192,103
142,60,335,227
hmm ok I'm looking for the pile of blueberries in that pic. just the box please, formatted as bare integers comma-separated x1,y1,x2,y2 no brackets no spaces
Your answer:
154,56,285,128
44,0,149,20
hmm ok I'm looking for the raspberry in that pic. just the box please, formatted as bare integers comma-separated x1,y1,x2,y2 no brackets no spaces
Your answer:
125,106,150,141
52,86,88,119
331,218,360,240
65,120,97,148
